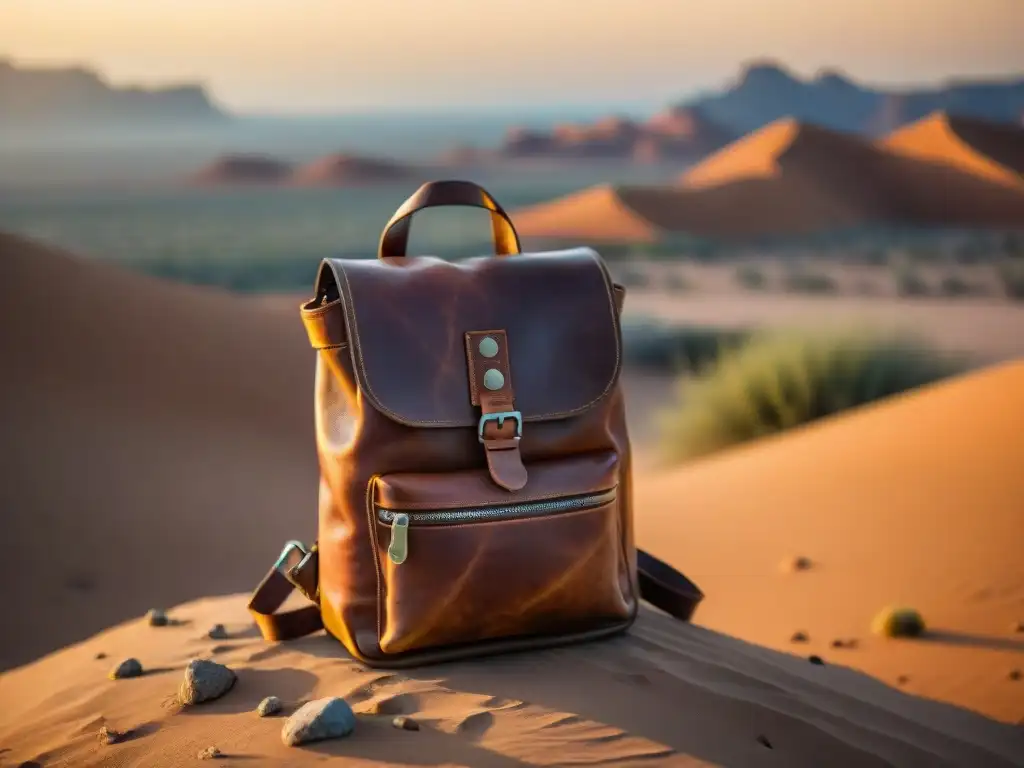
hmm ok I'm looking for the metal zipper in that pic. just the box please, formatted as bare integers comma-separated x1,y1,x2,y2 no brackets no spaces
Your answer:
381,488,616,565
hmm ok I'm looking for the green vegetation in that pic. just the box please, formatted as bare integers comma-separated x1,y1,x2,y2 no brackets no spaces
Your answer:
735,264,768,291
657,330,965,463
620,317,747,374
872,606,927,638
997,261,1024,300
782,268,839,294
893,264,931,297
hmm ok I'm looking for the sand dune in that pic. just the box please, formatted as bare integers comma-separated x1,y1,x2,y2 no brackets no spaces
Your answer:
636,361,1024,724
0,231,319,672
513,117,1024,242
3,233,1024,765
882,112,1024,189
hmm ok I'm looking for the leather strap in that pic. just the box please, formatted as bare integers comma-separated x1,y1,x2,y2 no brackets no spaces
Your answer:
464,329,527,491
248,543,703,642
378,180,521,260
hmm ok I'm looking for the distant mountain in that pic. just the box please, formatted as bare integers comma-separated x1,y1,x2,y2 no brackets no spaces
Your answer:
680,60,1024,136
0,56,228,128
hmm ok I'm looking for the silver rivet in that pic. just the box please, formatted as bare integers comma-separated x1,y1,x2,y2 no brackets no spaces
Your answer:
483,369,504,390
478,336,499,358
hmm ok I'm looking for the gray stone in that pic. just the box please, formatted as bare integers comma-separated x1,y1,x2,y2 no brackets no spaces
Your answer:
198,746,221,760
146,609,169,627
109,658,143,679
207,624,229,640
178,659,236,705
257,696,283,717
281,697,356,746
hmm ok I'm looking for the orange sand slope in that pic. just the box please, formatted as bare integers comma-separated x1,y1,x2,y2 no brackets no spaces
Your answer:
882,112,1024,189
3,597,1024,767
636,361,1024,725
0,231,320,672
513,117,1024,241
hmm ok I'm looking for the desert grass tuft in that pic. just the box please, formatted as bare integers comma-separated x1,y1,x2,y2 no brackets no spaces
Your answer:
657,329,966,463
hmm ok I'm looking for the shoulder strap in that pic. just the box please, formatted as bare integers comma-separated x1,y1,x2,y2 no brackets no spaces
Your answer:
248,542,704,642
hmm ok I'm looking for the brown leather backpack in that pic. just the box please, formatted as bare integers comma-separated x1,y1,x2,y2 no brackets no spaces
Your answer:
248,180,704,667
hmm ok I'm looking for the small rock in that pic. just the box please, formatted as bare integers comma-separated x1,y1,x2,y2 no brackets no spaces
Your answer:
808,655,825,666
178,659,236,705
282,697,356,746
257,696,283,717
198,746,221,760
1012,621,1024,633
98,726,123,745
831,638,858,649
392,715,420,731
871,606,926,638
207,624,229,640
896,675,910,686
146,609,169,627
782,555,813,573
790,631,808,643
1009,669,1021,681
756,734,773,749
109,658,143,680
94,651,107,660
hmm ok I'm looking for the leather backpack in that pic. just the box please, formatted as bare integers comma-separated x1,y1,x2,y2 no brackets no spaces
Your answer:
249,180,704,667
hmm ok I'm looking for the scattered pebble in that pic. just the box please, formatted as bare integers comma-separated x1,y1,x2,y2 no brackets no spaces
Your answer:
872,606,926,638
392,715,420,731
207,624,229,640
896,675,910,686
1009,669,1021,681
790,631,808,643
98,726,123,745
109,658,143,680
198,746,222,760
756,734,773,749
178,659,236,705
808,655,825,666
830,638,859,649
1013,621,1024,633
146,609,169,627
782,555,813,573
257,696,283,717
94,652,107,660
282,697,356,746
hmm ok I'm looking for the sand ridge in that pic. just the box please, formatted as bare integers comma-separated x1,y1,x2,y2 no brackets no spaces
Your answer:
512,116,1024,241
882,112,1024,189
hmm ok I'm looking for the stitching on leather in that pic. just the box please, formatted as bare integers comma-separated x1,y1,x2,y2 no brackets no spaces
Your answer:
333,248,622,427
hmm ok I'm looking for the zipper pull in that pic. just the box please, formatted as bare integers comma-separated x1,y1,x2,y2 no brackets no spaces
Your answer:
387,513,409,565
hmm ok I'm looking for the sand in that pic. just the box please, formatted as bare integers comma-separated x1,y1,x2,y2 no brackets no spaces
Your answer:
512,117,1024,241
3,232,1024,766
882,113,1024,189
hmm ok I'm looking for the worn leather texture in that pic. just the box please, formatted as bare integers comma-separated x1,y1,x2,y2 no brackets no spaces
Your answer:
301,244,639,666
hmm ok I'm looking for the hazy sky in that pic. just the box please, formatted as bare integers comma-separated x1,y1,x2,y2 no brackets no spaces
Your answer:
2,0,1022,113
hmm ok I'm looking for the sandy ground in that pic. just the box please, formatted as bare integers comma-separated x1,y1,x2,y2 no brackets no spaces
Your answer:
2,231,1024,767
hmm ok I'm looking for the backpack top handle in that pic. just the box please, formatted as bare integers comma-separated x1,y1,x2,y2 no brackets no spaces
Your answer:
377,180,522,260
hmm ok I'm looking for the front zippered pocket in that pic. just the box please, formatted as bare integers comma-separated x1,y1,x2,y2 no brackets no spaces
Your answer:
379,489,617,565
369,451,634,655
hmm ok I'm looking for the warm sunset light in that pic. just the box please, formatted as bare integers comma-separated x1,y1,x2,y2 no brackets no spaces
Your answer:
2,1,1023,764
2,0,1022,111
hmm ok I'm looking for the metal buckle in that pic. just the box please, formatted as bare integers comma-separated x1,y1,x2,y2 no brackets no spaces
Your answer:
274,540,307,572
477,410,523,442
